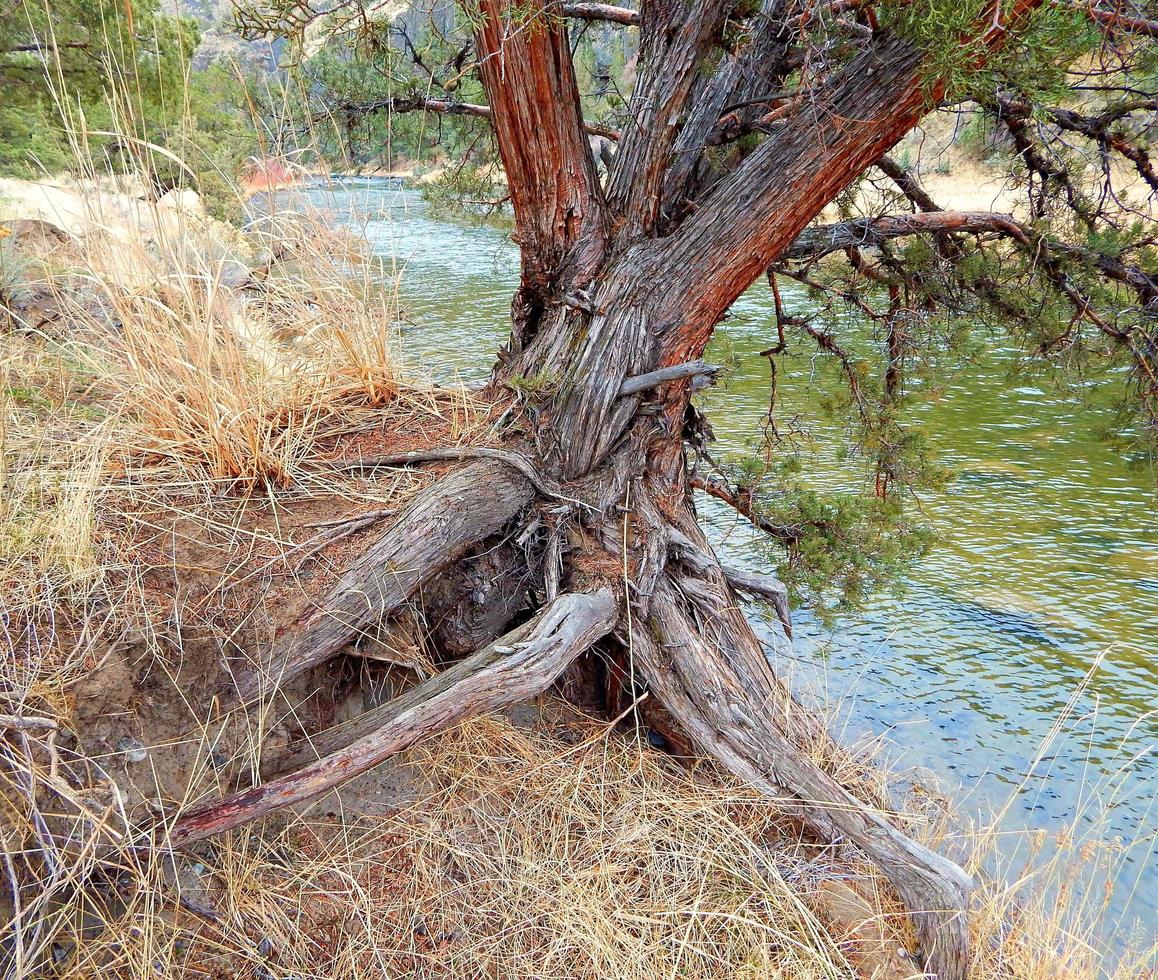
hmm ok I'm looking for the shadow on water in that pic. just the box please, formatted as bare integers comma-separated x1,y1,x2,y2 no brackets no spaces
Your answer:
268,182,1157,946
937,597,1086,648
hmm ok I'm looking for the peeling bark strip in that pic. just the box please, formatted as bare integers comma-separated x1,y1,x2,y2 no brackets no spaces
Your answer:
169,589,618,848
231,461,535,702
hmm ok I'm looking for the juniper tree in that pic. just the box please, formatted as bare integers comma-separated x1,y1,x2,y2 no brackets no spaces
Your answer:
173,3,1156,976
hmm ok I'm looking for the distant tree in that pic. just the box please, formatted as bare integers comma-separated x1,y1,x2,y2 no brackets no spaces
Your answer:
0,0,202,175
176,3,1157,977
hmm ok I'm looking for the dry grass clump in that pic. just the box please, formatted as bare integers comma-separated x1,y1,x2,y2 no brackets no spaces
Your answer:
45,203,448,489
48,714,888,980
13,710,1150,980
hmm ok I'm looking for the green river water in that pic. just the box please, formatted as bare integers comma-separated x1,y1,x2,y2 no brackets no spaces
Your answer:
278,180,1156,947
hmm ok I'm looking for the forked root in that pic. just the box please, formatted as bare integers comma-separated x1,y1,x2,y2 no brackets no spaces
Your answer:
163,587,618,848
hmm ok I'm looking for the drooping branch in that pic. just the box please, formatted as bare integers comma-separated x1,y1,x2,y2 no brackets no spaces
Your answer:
991,95,1101,230
1006,94,1158,194
688,473,803,545
168,588,618,847
230,460,535,702
778,165,1158,427
876,154,942,212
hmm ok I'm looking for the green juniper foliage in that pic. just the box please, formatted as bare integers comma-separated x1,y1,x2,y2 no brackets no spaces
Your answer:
0,0,259,217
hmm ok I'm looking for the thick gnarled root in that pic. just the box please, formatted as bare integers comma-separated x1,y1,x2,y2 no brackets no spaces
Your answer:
636,519,974,980
229,459,535,703
164,587,617,848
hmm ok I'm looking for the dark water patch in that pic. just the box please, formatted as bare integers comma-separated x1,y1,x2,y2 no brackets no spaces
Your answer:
939,598,1086,647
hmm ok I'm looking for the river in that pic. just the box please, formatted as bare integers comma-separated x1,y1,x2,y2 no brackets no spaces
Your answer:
275,179,1156,947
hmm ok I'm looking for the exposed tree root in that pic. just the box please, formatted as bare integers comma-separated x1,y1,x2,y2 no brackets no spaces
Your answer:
640,516,974,979
228,459,535,702
166,587,618,847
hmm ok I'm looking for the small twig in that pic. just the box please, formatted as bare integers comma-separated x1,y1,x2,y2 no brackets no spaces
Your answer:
291,510,395,571
0,713,59,731
305,508,395,530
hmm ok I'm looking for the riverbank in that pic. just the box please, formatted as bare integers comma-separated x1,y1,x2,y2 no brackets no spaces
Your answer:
1,178,1153,979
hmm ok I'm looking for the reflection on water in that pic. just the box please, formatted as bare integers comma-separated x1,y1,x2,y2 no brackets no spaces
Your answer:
273,180,1157,943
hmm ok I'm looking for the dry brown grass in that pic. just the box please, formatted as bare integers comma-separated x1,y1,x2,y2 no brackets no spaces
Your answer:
45,714,889,980
46,204,452,489
5,707,1151,980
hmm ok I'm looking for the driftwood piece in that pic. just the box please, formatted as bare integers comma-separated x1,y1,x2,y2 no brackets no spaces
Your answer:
168,588,618,847
230,460,535,702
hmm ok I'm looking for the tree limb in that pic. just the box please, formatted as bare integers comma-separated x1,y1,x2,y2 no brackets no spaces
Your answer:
688,473,803,544
605,0,734,236
876,154,942,212
655,1,1047,357
473,0,610,307
784,210,1030,259
560,1,640,25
